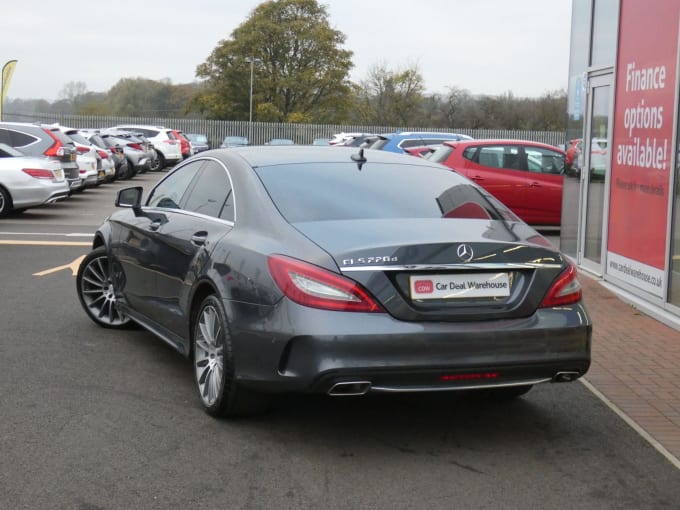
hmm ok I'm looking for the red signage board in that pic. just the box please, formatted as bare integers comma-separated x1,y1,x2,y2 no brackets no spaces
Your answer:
607,0,680,297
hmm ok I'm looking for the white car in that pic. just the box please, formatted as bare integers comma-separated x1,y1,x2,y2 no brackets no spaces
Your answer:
66,129,116,183
113,124,183,170
328,132,369,146
51,125,100,189
0,143,69,217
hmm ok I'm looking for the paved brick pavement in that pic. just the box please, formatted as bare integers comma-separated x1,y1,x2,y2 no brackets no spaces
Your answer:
579,272,680,466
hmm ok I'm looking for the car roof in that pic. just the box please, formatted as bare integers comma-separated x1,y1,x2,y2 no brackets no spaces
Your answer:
443,139,566,153
224,145,447,169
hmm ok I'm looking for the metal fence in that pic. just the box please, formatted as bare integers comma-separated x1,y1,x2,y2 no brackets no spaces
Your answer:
3,111,566,149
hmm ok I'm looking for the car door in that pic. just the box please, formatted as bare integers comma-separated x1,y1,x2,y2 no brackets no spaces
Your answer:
148,159,235,337
112,160,205,321
457,144,530,215
520,145,564,224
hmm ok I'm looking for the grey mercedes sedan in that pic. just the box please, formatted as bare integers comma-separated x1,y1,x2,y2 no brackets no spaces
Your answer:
76,146,591,417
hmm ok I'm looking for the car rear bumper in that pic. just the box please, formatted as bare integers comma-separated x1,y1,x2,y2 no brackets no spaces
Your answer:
11,182,70,208
229,299,592,395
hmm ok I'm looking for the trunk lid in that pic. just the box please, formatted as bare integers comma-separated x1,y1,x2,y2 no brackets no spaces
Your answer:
293,218,566,321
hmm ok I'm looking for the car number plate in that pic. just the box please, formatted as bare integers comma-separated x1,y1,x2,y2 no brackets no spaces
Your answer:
54,169,63,180
409,273,510,299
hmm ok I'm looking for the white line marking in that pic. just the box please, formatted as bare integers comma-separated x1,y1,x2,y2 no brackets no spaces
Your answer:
0,241,91,246
0,232,93,237
581,378,680,470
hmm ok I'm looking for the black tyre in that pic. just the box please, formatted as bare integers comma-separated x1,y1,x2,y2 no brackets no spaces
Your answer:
150,150,165,171
0,187,13,217
116,161,130,180
126,158,138,178
192,295,269,418
76,247,133,329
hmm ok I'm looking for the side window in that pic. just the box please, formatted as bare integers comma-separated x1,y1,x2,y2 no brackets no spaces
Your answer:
0,129,10,145
524,147,565,174
147,161,204,209
183,160,233,219
8,130,39,149
499,145,521,170
477,147,504,168
462,147,478,162
399,139,420,149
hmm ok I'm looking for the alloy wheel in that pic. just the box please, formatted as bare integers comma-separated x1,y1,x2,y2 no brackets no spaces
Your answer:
194,304,225,407
78,250,130,328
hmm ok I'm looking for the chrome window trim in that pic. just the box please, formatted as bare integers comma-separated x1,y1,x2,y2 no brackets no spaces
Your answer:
340,262,563,272
147,155,236,224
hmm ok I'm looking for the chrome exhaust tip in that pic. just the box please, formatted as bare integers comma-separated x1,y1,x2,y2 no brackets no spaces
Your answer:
327,381,371,396
552,371,581,383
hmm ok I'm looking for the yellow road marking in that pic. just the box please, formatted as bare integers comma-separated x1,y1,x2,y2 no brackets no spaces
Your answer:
0,240,91,246
33,255,86,277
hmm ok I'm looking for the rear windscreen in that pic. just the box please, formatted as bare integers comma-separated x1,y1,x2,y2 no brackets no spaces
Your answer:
255,161,517,223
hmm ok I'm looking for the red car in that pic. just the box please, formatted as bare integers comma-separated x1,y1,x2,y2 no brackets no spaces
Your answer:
172,129,193,159
428,139,566,226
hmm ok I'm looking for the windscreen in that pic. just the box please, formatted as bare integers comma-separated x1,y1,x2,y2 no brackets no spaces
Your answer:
255,161,517,223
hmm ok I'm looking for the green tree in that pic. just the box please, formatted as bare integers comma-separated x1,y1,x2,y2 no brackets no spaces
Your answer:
353,63,426,126
195,0,353,122
107,78,175,117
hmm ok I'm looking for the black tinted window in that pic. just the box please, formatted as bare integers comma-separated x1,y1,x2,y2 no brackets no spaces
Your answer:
255,162,514,223
147,161,204,209
183,161,232,219
7,129,39,148
67,132,91,145
524,146,565,174
428,144,454,163
366,138,389,150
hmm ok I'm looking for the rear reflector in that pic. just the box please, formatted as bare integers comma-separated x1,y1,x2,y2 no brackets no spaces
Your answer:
440,373,499,382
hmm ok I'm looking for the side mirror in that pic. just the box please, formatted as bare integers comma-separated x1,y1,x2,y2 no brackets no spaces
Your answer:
116,187,143,211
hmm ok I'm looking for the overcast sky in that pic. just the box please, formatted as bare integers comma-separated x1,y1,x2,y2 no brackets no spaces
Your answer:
0,0,573,101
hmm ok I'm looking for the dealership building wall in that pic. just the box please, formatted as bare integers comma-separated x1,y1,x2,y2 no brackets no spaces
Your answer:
564,0,680,326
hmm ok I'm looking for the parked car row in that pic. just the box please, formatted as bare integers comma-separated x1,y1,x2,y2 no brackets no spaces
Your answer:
0,121,185,217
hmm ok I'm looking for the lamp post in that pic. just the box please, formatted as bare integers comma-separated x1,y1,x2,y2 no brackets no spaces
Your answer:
244,57,261,144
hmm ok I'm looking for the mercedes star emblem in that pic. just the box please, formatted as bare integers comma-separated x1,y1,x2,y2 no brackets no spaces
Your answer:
457,244,474,262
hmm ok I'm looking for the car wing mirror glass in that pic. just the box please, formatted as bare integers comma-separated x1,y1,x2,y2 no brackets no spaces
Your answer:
116,186,143,210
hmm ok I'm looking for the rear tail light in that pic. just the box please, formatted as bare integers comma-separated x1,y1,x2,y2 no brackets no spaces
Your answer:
42,129,64,157
539,261,582,307
97,150,108,159
76,146,90,154
267,254,384,312
129,143,143,151
22,168,55,179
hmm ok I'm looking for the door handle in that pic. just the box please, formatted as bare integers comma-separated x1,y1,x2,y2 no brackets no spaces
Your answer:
470,175,484,181
529,181,541,188
191,232,208,246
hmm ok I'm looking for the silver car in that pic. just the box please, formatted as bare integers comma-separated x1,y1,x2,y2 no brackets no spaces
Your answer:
0,143,69,217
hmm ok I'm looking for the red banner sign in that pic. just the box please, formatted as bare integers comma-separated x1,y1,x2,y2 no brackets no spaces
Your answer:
607,0,679,296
